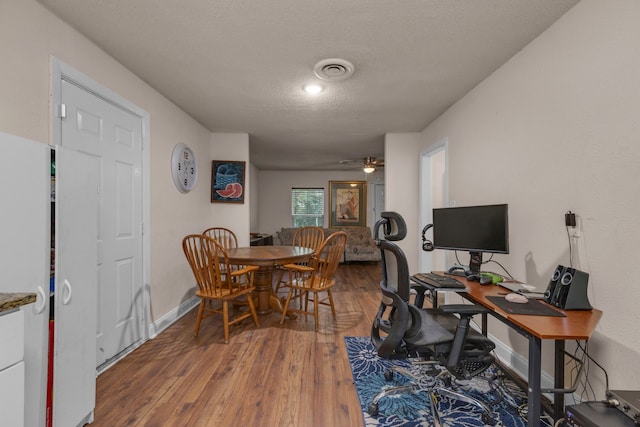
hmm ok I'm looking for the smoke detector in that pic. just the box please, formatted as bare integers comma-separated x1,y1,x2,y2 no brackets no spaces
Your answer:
313,58,355,81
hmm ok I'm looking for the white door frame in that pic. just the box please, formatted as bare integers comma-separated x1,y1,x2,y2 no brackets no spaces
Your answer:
372,182,385,224
50,58,151,354
419,138,449,273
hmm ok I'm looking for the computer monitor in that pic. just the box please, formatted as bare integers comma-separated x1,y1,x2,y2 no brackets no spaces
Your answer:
432,204,509,275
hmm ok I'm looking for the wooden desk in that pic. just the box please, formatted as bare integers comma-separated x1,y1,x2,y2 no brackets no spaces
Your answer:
226,246,314,315
430,273,602,427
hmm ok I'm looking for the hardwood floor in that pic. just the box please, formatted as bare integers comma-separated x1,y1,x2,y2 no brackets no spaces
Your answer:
93,262,381,427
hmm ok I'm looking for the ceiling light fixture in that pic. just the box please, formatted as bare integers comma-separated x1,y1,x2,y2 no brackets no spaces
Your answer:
302,83,324,94
363,165,376,174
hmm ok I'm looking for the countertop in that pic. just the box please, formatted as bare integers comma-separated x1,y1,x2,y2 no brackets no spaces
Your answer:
0,293,37,314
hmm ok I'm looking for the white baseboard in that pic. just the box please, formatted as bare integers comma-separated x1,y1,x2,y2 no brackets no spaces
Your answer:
490,333,554,389
469,320,555,393
148,296,199,339
97,296,199,375
487,330,584,406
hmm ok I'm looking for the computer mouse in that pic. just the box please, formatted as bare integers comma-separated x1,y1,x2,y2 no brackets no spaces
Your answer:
466,274,481,282
505,293,528,304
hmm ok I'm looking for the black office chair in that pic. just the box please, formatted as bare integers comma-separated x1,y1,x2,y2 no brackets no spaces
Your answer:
369,211,498,425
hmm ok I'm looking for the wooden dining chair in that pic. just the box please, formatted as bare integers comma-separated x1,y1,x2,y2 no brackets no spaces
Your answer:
182,234,259,343
203,226,241,278
274,226,326,294
202,227,238,249
279,231,347,331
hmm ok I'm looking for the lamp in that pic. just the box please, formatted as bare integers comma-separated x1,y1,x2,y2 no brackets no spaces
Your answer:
363,165,376,174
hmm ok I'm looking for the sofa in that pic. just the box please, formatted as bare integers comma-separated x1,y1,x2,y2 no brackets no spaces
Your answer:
274,226,380,263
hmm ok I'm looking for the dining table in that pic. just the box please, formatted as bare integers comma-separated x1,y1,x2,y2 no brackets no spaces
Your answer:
226,245,314,315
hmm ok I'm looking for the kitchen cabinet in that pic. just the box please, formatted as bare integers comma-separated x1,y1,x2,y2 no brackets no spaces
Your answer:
1,132,97,427
0,309,26,426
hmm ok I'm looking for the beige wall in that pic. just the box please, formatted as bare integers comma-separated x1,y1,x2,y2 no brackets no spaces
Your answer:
250,163,260,232
210,133,251,246
0,0,251,326
387,0,640,395
384,133,422,264
257,170,378,236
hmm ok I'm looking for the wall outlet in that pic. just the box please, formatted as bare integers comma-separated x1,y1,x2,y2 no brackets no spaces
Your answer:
565,211,576,227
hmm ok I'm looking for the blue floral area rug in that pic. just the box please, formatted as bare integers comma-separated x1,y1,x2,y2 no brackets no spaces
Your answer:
345,336,553,427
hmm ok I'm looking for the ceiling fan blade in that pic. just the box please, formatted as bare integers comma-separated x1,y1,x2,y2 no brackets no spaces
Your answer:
339,156,384,169
339,159,363,166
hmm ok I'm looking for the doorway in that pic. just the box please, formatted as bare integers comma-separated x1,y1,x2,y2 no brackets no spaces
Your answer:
372,183,385,224
52,59,150,370
419,138,448,273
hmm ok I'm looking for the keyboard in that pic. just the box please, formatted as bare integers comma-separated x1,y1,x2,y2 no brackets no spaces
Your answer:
411,272,466,289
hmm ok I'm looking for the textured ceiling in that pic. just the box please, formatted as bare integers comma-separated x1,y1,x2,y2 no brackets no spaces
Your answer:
38,0,578,171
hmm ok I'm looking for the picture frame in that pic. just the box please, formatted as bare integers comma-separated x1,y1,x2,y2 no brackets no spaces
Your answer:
211,160,246,203
329,181,366,227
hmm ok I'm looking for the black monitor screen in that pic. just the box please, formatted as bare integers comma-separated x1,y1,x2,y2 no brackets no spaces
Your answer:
432,204,509,254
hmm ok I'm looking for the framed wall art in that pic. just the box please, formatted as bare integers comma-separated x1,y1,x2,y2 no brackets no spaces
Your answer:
329,180,366,227
211,160,245,203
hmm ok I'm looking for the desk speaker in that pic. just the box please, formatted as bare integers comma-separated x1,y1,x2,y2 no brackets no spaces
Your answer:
547,266,592,310
544,265,565,305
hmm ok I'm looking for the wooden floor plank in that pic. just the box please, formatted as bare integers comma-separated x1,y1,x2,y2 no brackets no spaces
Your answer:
93,262,381,427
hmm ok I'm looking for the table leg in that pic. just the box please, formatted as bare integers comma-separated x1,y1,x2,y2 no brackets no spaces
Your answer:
528,335,542,427
554,340,566,421
253,267,274,315
253,266,296,317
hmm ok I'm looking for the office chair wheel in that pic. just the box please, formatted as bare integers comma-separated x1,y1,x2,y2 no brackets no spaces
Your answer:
367,402,379,417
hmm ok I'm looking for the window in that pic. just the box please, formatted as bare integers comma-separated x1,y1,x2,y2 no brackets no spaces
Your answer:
291,188,324,227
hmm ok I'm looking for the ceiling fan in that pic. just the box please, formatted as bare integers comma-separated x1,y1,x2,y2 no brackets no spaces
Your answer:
339,157,385,173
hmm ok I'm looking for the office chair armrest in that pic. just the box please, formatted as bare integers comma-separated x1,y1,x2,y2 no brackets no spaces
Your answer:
410,282,436,308
442,304,490,374
372,290,410,359
440,304,489,316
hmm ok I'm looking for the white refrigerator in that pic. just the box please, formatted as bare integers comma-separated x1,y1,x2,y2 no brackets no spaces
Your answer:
0,131,97,427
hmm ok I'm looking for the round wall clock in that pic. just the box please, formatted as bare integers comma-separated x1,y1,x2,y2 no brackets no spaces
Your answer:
171,143,198,193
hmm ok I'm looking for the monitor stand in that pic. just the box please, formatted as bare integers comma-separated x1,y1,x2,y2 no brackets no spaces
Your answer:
468,251,482,275
447,251,483,277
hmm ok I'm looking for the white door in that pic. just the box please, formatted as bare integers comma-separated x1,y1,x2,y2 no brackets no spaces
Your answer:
60,79,144,367
419,140,448,273
54,147,98,426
